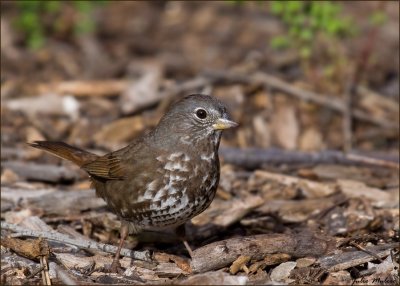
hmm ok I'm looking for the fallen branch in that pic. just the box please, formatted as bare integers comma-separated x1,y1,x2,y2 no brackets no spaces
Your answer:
2,187,106,216
317,243,398,271
341,1,386,151
190,231,337,273
1,222,151,262
219,147,399,170
36,80,131,97
203,70,399,130
2,161,80,183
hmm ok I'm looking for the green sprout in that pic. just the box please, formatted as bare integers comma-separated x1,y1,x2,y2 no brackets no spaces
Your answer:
270,1,356,59
14,1,107,50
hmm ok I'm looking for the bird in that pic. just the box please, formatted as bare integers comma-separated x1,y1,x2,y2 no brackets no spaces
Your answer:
29,94,238,272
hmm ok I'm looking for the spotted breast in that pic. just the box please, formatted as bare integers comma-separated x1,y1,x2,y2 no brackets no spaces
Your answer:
100,143,219,231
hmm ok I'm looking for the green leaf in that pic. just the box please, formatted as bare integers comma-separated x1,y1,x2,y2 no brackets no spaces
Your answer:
370,11,387,26
300,46,311,59
74,16,95,34
286,1,303,13
270,35,290,49
44,1,61,13
18,12,39,31
17,0,42,11
74,1,93,13
27,29,45,50
270,1,285,15
289,26,301,37
299,29,313,41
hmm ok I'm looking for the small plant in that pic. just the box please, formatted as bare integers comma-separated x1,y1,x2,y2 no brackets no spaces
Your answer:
270,1,355,59
15,1,107,50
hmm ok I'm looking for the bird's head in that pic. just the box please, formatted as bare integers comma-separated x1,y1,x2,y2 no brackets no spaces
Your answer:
154,94,238,147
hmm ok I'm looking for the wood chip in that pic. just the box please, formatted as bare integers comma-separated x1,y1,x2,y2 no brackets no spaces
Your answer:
1,168,20,184
54,253,95,272
317,243,397,272
270,261,297,284
264,253,291,266
37,80,131,97
93,116,146,150
296,257,317,268
191,195,264,227
153,252,191,273
1,237,42,261
271,104,299,150
229,255,251,275
178,270,248,285
250,170,336,198
337,179,397,208
191,231,336,273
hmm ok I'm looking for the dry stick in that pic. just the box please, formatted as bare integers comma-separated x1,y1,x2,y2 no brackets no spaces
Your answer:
343,82,354,152
40,256,51,286
36,80,131,97
26,265,45,280
343,4,384,152
203,70,399,130
1,222,151,262
344,153,399,169
317,243,397,272
190,231,337,273
2,161,79,183
349,241,384,263
219,147,399,170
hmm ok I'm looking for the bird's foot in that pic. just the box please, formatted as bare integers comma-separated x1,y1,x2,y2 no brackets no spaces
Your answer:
105,260,124,274
182,239,194,258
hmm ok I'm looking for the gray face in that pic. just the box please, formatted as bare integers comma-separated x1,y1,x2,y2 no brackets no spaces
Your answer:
153,94,237,147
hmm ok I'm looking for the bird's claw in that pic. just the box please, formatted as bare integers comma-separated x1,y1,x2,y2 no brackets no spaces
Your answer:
105,260,124,274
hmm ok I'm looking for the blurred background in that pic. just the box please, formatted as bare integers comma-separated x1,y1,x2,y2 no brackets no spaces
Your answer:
1,1,399,154
1,2,399,284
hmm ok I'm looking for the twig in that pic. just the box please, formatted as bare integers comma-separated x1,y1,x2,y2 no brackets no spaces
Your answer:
40,256,51,286
41,238,51,285
203,70,399,130
26,265,45,279
219,147,399,170
344,153,399,169
349,241,384,263
1,222,151,262
343,82,354,152
342,2,385,152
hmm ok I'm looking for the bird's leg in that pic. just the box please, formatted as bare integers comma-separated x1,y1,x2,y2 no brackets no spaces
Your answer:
110,221,129,273
175,224,194,258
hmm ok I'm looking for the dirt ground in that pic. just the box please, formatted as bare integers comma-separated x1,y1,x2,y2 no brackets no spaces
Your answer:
1,1,399,285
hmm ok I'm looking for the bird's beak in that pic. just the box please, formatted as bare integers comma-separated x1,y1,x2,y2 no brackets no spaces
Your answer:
212,118,238,130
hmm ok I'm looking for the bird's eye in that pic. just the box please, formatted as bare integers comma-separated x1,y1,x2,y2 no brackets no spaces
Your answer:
195,108,207,119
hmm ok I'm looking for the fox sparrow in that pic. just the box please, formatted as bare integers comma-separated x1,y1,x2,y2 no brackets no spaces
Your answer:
29,94,237,271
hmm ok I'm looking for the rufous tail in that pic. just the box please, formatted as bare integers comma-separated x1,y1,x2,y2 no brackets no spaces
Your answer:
28,141,98,167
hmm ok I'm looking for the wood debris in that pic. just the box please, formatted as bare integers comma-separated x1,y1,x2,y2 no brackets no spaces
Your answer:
1,1,399,284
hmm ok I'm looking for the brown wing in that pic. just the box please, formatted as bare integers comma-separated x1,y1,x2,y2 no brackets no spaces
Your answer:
92,138,167,220
82,152,125,180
